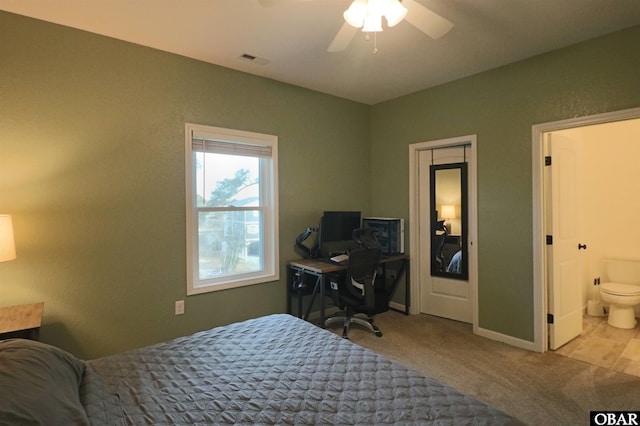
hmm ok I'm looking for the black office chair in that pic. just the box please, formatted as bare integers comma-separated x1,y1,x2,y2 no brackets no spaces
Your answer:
352,226,379,249
325,246,386,338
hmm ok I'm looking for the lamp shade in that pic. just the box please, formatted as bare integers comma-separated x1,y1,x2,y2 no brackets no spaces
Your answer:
343,0,368,28
362,13,383,32
441,205,456,220
0,214,16,262
384,0,407,27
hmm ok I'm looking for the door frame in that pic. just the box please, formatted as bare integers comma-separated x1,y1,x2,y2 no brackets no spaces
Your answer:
532,107,640,352
408,135,478,330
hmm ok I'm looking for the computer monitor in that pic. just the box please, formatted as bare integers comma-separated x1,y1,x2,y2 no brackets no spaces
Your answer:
318,211,361,257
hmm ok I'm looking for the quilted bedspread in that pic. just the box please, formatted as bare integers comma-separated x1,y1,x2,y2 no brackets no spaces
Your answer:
82,314,515,425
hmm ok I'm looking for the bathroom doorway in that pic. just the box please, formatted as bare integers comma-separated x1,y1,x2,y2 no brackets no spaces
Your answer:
532,107,640,353
554,315,640,377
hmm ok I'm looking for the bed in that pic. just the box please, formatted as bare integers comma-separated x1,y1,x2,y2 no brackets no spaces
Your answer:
0,314,516,425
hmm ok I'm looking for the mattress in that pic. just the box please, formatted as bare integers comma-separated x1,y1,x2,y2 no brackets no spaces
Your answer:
81,314,515,425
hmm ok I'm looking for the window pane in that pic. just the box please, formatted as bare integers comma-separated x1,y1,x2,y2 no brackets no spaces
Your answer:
198,210,263,280
186,123,278,294
195,152,260,208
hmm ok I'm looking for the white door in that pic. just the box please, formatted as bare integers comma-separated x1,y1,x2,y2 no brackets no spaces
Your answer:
547,132,583,350
418,146,473,323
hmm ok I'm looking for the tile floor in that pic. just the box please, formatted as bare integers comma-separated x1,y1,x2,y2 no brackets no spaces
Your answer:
554,314,640,377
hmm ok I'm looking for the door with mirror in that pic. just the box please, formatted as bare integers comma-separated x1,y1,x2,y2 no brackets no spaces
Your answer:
419,145,473,323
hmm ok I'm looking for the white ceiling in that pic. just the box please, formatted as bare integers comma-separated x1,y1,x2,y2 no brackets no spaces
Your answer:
2,0,640,104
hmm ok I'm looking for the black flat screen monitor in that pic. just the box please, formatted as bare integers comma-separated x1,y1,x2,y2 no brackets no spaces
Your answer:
319,211,361,256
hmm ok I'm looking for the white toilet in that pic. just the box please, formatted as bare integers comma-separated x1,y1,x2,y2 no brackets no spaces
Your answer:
600,258,640,329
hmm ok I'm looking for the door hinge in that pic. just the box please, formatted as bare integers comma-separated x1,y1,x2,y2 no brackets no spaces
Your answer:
545,156,552,166
546,235,553,245
547,314,554,324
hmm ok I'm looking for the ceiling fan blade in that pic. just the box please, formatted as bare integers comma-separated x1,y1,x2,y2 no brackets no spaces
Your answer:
257,0,309,6
403,0,453,39
327,22,358,52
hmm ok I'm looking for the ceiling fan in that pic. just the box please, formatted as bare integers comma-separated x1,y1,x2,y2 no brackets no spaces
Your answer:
258,0,453,52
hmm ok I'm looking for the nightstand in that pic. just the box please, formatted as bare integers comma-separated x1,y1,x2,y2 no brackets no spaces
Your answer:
0,302,44,340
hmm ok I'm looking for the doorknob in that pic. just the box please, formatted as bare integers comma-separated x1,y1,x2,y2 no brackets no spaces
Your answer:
578,243,587,250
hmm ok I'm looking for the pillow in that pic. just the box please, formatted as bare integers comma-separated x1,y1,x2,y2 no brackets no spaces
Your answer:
0,339,89,425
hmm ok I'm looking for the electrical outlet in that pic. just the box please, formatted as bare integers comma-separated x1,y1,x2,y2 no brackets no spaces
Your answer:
175,300,185,315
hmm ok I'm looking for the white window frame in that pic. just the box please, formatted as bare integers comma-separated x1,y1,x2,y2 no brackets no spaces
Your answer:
185,123,279,295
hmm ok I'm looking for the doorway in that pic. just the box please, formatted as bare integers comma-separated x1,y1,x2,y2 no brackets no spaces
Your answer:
532,107,640,352
408,135,478,327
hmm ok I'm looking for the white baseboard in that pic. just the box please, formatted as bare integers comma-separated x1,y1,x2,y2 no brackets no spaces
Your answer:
309,304,535,352
474,326,538,352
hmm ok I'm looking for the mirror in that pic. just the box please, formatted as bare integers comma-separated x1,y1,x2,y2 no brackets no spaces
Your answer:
430,162,468,280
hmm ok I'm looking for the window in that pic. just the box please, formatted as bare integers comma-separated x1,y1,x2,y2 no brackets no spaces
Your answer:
185,123,279,294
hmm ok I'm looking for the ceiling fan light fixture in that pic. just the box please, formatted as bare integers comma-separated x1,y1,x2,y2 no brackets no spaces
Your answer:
384,0,407,27
367,0,387,15
362,13,383,32
344,0,367,28
329,0,453,53
344,0,407,31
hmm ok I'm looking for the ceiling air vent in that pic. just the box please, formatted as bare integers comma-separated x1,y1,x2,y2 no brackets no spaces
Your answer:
239,53,271,66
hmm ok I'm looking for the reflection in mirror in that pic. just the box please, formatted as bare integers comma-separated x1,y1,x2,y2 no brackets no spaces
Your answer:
430,163,468,280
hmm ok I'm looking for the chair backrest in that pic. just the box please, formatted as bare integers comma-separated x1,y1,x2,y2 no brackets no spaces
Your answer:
352,227,380,250
345,246,382,308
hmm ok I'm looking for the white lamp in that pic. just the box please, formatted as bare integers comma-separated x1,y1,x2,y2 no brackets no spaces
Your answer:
441,205,455,220
0,214,16,263
440,205,455,233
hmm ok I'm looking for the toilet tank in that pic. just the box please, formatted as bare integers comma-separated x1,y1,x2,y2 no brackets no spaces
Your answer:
605,258,640,285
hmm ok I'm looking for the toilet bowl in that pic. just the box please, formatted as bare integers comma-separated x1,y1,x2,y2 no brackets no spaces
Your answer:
600,258,640,329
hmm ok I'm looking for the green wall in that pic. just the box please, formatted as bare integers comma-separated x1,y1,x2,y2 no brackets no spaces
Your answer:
0,11,370,358
1,10,639,357
371,25,640,340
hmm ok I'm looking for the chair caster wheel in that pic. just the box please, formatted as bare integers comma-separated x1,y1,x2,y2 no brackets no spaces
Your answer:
375,331,383,337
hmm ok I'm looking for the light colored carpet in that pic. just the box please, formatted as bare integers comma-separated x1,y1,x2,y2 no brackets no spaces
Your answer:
327,310,640,425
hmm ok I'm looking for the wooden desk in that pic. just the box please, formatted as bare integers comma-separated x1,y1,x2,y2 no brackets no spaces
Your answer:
287,255,409,327
0,302,44,340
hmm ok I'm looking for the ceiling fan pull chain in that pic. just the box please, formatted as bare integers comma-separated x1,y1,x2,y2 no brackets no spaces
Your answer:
373,32,378,54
